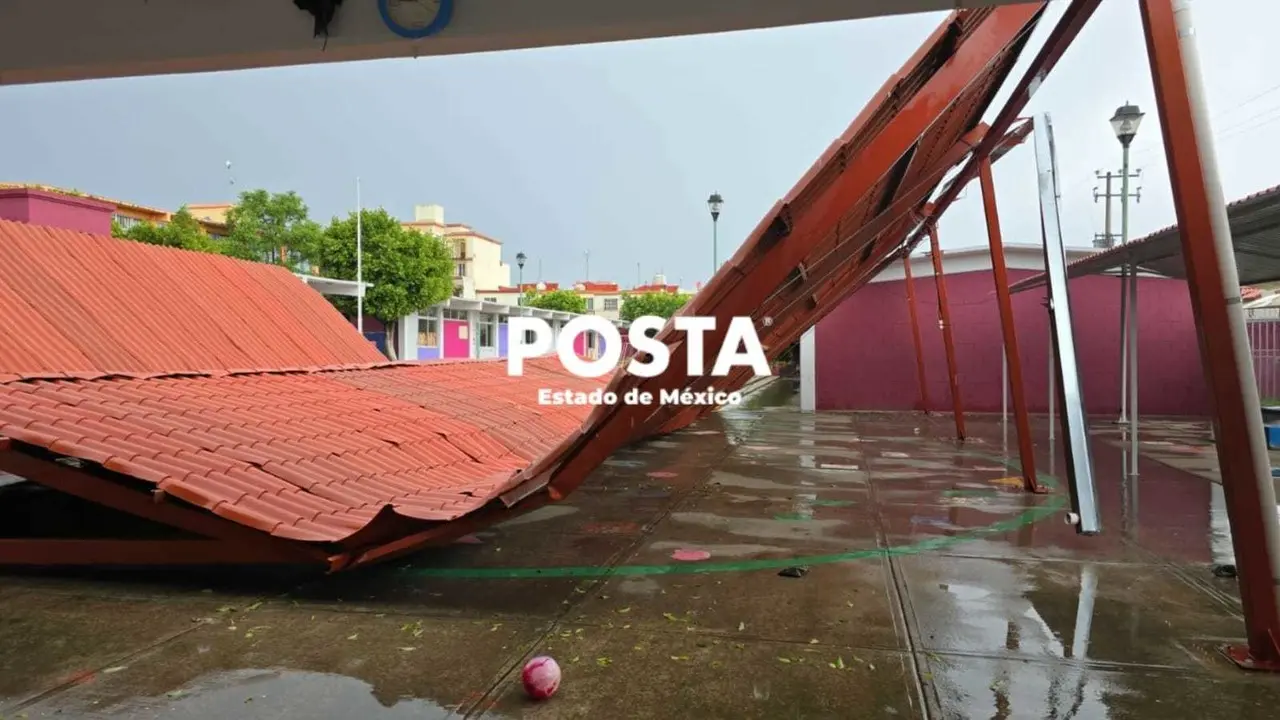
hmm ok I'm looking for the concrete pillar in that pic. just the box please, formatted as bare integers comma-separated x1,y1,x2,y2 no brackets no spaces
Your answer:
466,310,479,358
399,312,418,360
800,327,817,413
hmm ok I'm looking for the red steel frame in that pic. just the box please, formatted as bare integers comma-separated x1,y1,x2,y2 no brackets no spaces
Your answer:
927,226,966,440
979,157,1041,492
902,255,932,412
1138,0,1280,670
534,5,1047,501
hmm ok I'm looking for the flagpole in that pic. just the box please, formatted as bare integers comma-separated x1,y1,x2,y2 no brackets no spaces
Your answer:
356,177,364,334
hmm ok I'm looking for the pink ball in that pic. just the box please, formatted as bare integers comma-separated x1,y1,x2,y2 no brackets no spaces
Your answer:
522,655,561,700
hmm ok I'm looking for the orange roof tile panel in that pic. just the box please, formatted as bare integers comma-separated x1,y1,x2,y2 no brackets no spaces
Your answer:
0,358,607,543
0,219,385,380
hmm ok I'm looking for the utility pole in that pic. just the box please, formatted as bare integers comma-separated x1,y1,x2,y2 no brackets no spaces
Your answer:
1093,169,1142,249
1095,166,1141,423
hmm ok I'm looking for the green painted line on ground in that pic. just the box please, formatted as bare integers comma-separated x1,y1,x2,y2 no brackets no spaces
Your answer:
401,451,1064,580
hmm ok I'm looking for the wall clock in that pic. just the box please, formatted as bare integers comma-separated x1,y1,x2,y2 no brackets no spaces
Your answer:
378,0,454,39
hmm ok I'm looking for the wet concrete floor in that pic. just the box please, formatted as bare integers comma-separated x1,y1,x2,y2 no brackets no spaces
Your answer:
3,390,1280,718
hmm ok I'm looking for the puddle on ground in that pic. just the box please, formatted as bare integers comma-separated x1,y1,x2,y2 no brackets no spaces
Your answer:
30,669,462,719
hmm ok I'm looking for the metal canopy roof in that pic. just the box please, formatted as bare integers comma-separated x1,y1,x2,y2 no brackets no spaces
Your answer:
1010,183,1280,293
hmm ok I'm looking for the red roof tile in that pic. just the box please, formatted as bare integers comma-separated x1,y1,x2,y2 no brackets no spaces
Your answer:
0,220,383,379
0,220,607,557
0,359,602,542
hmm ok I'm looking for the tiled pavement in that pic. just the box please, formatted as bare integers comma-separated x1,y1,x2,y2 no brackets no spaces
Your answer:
3,395,1280,718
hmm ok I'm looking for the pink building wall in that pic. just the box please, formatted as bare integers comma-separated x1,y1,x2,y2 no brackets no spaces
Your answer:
815,268,1210,417
0,188,114,235
442,319,469,359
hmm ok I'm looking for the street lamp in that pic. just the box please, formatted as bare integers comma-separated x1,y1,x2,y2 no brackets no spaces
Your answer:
516,252,527,305
707,192,724,274
1110,102,1144,472
1109,102,1144,246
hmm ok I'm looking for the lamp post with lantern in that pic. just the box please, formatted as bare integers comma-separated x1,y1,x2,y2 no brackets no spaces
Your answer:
707,192,724,275
1110,102,1144,479
516,252,527,304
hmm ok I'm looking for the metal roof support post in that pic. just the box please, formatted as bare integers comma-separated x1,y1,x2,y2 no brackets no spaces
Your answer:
903,254,932,413
980,157,1042,492
1034,113,1100,534
1139,0,1280,671
1118,266,1130,423
928,227,966,441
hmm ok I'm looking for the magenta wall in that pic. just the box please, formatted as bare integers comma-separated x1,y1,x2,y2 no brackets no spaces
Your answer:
815,269,1210,416
442,319,468,359
0,189,114,235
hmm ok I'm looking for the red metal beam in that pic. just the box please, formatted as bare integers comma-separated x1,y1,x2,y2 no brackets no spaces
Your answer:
0,449,327,566
1139,0,1280,671
538,7,1044,498
902,255,932,413
979,157,1041,492
642,121,1035,439
928,227,966,440
0,539,310,566
911,0,1105,251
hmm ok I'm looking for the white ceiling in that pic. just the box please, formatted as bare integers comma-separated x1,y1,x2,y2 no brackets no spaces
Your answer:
0,0,1034,85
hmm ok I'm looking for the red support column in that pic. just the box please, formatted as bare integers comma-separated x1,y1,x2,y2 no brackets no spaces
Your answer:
979,158,1042,493
1140,0,1280,670
928,228,965,440
903,255,932,413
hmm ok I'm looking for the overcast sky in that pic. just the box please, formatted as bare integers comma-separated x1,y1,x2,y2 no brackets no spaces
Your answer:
0,0,1275,289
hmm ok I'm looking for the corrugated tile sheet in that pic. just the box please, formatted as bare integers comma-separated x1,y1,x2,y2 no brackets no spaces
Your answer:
0,219,604,550
0,220,384,380
0,359,600,542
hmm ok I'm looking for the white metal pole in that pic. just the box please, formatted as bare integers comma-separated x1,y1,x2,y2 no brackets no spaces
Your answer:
1002,342,1009,457
1128,262,1139,479
356,177,364,335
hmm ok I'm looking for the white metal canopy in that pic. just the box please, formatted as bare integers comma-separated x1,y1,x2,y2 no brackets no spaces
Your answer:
0,0,1031,86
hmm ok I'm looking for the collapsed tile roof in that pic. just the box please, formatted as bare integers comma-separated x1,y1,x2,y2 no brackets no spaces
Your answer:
0,3,1046,571
0,219,604,568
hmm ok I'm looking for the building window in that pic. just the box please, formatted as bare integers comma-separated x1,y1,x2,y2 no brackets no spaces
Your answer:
113,214,141,230
443,309,468,320
524,329,537,344
479,314,495,348
483,296,498,303
586,297,595,312
455,263,467,278
603,298,618,311
417,316,439,347
454,240,466,258
452,286,463,298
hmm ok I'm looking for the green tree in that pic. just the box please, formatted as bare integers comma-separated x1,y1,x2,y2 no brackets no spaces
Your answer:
224,189,324,268
524,288,587,314
111,206,225,254
315,208,453,359
619,291,692,322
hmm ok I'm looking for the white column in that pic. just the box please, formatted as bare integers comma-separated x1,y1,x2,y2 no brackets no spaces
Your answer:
399,312,418,360
467,310,480,358
800,327,817,413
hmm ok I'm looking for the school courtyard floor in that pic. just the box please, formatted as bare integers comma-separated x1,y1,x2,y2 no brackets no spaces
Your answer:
2,385,1280,719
